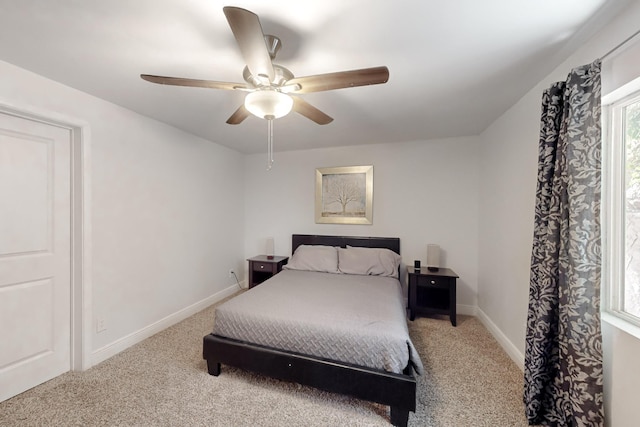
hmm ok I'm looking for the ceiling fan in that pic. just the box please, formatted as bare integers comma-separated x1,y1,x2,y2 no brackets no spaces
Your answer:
141,6,389,124
140,6,389,167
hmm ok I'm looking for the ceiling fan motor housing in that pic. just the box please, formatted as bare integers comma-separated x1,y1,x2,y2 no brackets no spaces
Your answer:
243,64,293,88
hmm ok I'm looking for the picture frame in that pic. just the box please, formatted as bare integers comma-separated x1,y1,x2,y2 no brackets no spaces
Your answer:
315,165,373,224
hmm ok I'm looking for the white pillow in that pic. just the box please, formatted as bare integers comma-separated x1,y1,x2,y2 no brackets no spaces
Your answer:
283,245,339,273
338,246,401,278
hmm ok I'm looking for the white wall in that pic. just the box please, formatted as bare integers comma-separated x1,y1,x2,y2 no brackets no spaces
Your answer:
477,2,640,426
0,60,245,362
244,138,480,312
477,91,539,365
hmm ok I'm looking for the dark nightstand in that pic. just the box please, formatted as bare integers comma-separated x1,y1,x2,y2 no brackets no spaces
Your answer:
247,255,288,288
407,266,459,326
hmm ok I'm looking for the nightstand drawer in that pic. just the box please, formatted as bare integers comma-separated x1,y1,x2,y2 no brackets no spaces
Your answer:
252,261,275,272
422,276,450,288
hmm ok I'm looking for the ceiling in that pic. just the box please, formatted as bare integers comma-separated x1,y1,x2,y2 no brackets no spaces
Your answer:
0,0,632,154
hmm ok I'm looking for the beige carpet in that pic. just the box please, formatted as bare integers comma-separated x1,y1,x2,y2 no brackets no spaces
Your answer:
0,296,530,426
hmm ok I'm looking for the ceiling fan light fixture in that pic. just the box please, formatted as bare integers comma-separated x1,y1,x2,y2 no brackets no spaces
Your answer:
244,90,293,119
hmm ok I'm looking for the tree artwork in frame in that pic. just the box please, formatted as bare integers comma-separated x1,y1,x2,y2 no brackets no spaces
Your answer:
315,165,373,224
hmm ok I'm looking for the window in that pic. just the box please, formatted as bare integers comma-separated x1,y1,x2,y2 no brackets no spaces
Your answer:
603,89,640,333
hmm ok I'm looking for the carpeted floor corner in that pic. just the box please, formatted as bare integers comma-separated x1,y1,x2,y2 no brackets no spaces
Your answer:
0,296,531,426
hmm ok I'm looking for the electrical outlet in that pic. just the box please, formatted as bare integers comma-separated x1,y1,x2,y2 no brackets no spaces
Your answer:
96,317,106,333
228,269,235,277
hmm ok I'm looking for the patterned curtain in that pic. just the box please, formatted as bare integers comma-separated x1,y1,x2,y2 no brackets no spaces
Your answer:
524,60,603,426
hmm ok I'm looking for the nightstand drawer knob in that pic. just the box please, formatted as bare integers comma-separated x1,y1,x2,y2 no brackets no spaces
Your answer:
431,280,436,285
260,265,264,269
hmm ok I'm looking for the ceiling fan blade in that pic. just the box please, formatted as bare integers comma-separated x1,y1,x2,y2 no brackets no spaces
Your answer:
287,66,389,94
223,6,275,84
140,74,249,91
226,105,250,125
292,97,333,125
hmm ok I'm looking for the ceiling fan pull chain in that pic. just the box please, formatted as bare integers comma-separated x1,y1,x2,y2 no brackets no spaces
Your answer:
267,117,274,170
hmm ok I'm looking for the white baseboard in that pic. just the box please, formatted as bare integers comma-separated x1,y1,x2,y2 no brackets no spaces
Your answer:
91,283,240,366
476,307,525,371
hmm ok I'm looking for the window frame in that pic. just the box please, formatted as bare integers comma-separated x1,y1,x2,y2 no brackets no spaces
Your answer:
602,88,640,340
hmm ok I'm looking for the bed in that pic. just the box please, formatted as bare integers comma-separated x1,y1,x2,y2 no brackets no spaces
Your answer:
202,234,422,426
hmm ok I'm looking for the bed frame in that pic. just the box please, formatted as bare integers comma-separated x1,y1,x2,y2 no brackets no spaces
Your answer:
202,234,416,426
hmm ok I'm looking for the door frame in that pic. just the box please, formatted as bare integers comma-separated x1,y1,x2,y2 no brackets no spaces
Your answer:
1,102,92,371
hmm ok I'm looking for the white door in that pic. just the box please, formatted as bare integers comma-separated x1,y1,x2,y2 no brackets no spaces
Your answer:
0,112,71,402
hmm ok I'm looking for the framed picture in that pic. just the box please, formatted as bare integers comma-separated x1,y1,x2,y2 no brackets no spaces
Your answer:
315,165,373,224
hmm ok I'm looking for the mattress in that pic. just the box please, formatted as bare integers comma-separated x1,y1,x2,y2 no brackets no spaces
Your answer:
212,269,423,375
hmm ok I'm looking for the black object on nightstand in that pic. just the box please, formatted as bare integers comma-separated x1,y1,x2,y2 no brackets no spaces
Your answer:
407,266,459,326
247,255,288,288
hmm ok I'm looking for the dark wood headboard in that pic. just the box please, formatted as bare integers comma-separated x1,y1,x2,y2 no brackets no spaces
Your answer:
291,234,400,255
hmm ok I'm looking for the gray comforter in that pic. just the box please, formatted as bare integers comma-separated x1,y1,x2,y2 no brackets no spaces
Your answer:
213,269,423,375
